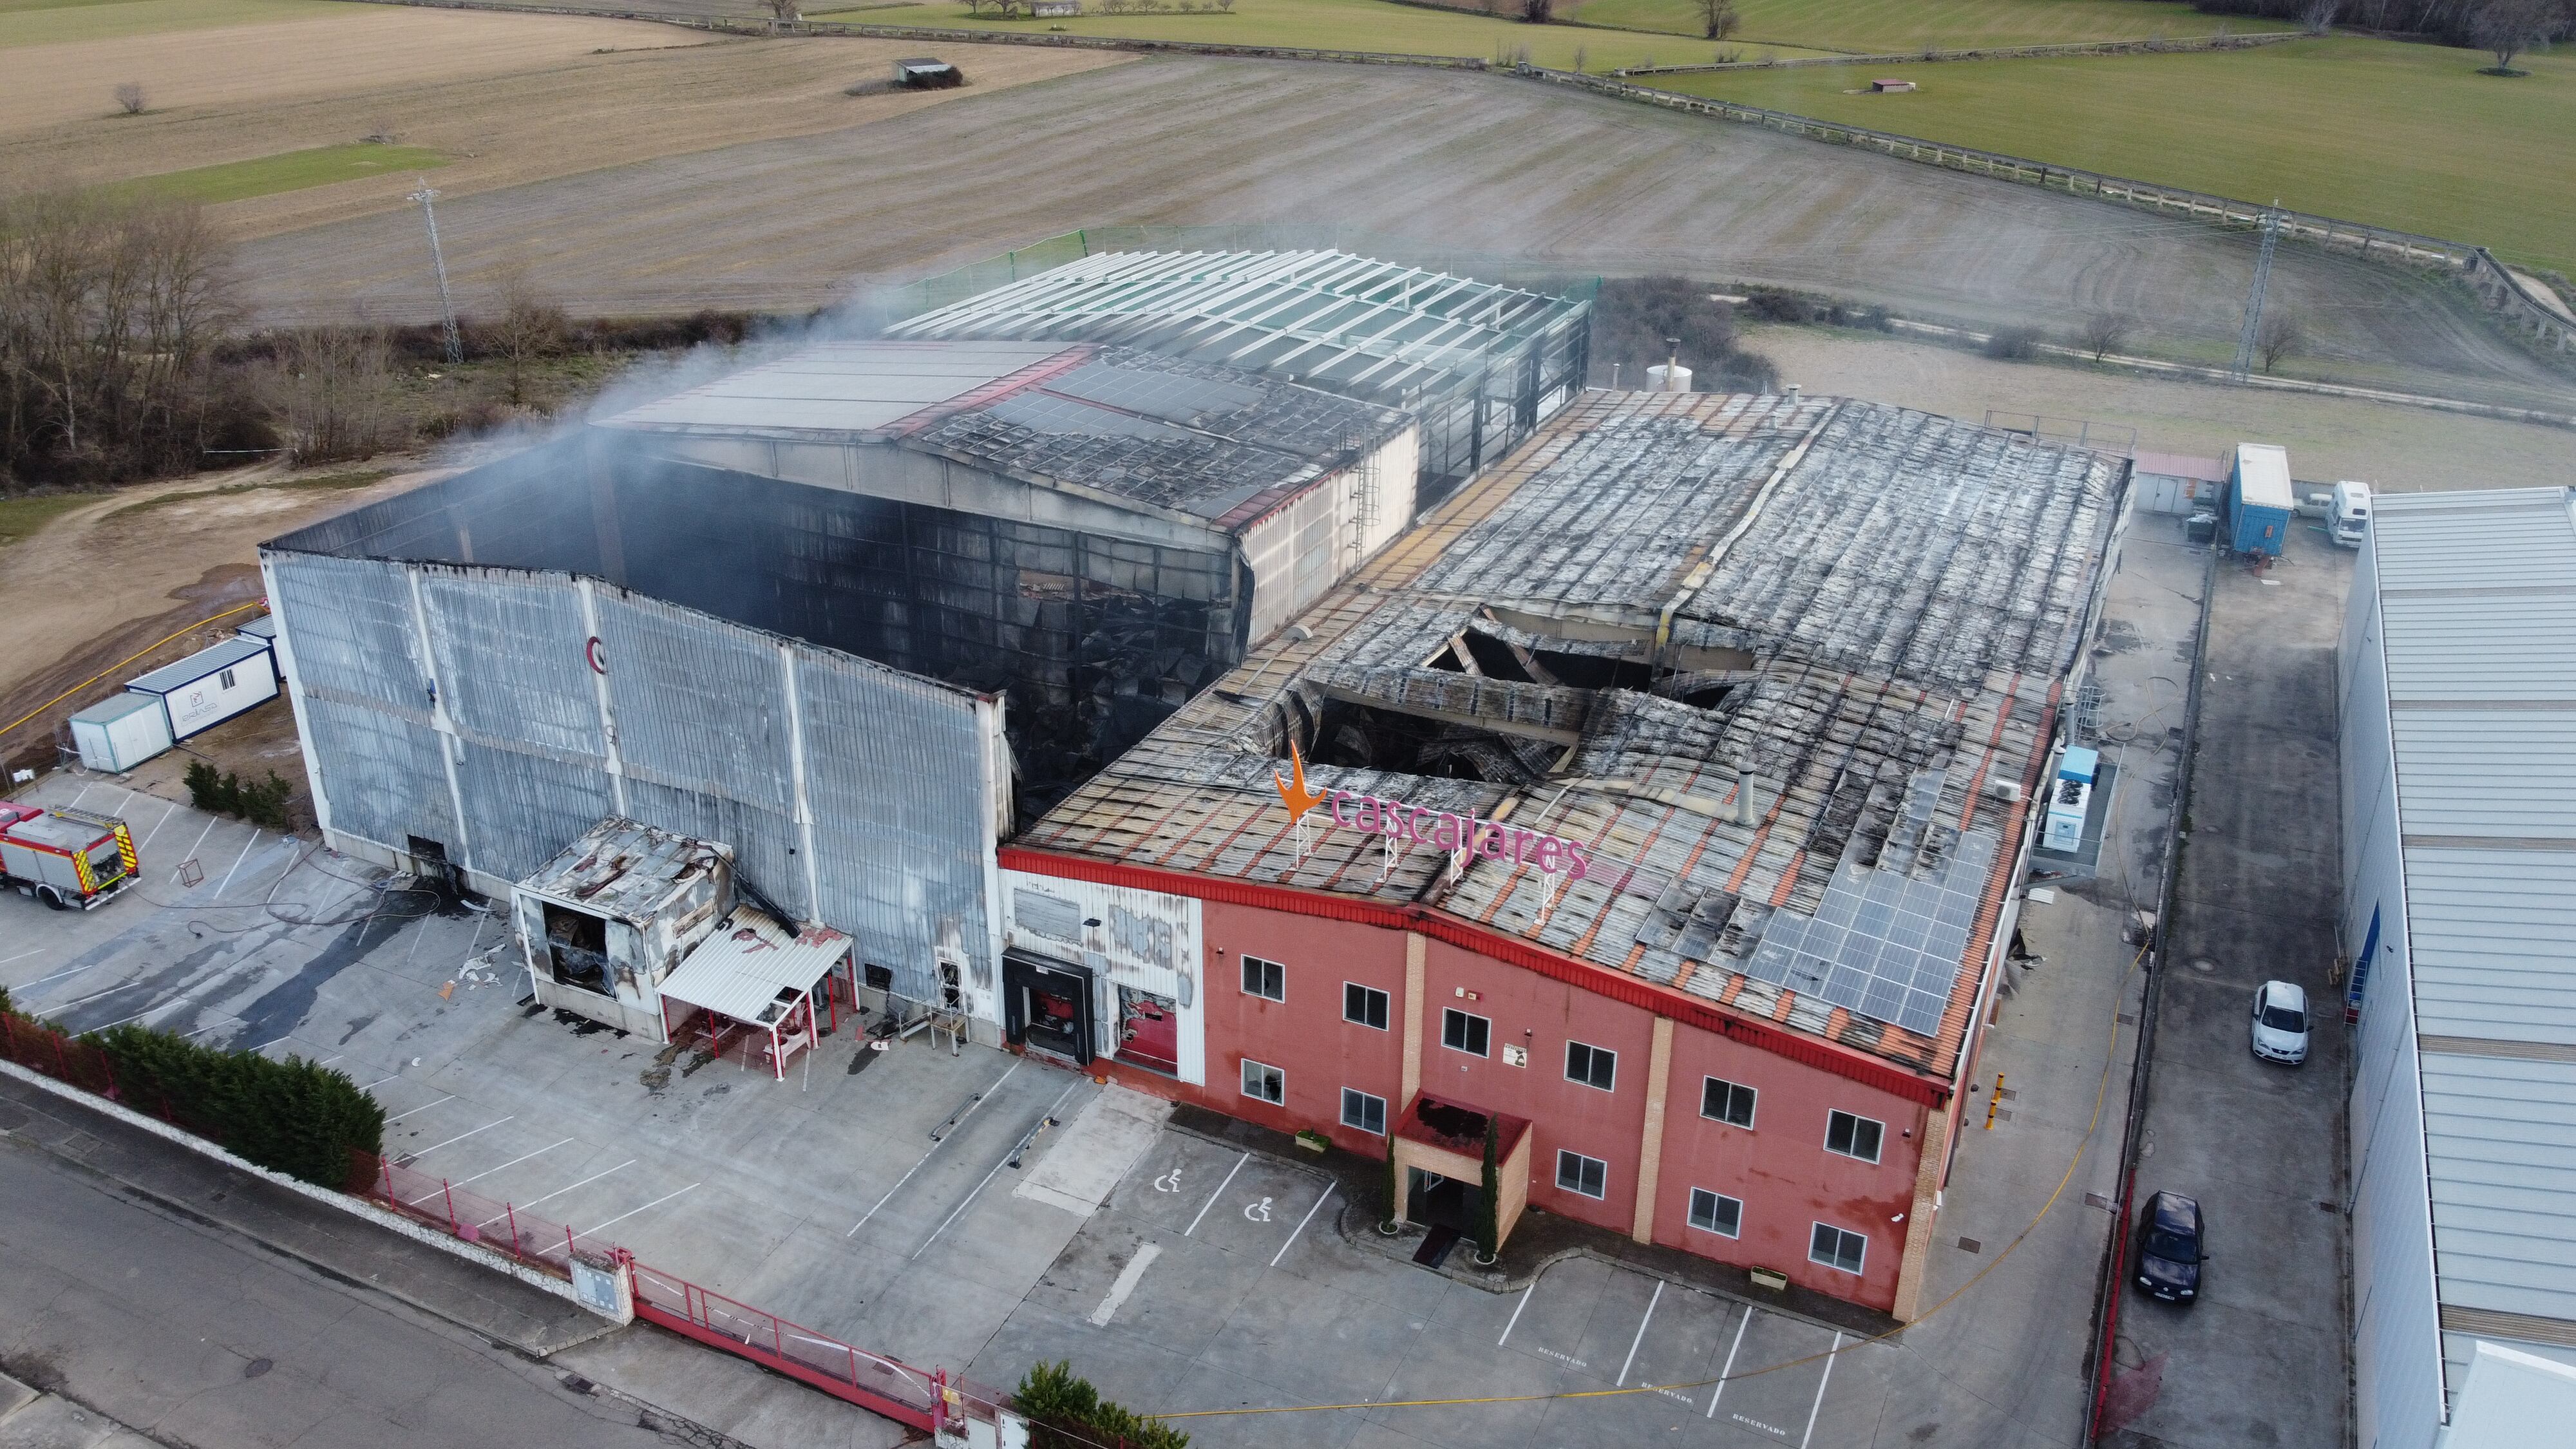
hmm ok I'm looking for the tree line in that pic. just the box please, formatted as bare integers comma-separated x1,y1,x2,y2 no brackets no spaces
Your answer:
2197,0,2571,66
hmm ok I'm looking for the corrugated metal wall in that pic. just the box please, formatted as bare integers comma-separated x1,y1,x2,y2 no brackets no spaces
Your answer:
269,551,994,1006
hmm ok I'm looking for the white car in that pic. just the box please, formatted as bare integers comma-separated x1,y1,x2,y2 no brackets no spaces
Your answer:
2251,980,2310,1066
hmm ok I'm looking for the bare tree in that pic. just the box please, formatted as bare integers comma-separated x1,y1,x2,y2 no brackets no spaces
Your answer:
2470,0,2556,71
2255,310,2306,373
1,190,239,486
1696,0,1741,41
2077,310,2139,361
113,82,146,116
1521,0,1553,23
2300,0,2341,34
270,325,402,464
485,265,570,409
763,0,801,21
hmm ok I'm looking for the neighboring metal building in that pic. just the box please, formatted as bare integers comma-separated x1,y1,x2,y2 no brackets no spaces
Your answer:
885,250,1591,507
262,337,1408,1032
2338,486,2576,1449
1007,390,2130,1315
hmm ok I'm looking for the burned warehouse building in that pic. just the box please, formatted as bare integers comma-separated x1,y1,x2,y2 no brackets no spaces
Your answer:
261,322,1420,1034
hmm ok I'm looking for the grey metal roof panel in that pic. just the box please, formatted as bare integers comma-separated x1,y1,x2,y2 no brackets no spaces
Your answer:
2420,1053,2576,1320
2390,714,2576,835
70,691,167,725
127,636,270,694
596,341,1074,436
2403,846,2576,1046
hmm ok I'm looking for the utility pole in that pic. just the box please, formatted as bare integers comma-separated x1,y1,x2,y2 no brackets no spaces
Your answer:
410,178,463,366
2231,202,2282,383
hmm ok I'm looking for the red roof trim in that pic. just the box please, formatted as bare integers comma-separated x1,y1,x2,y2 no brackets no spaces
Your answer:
1001,846,1948,1106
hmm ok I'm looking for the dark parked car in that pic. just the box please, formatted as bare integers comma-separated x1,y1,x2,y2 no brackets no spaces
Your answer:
2133,1191,2204,1302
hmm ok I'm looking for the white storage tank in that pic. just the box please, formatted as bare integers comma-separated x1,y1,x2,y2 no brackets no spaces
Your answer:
68,691,174,773
1645,362,1693,393
126,636,278,740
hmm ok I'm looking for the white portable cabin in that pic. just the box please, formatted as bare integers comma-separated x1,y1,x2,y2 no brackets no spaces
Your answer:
126,636,278,740
67,692,174,773
232,613,283,681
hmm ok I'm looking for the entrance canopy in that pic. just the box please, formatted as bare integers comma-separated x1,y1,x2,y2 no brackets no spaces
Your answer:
658,909,853,1079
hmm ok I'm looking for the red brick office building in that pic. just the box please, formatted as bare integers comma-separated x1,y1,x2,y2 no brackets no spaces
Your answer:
998,391,2126,1316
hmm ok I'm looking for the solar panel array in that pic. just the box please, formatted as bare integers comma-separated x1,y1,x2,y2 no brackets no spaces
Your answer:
1743,773,1998,1036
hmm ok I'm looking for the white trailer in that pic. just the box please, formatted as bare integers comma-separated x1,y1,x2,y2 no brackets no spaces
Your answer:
68,691,175,773
126,636,278,740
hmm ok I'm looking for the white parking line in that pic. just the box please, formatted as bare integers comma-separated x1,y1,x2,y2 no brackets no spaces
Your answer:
1088,1241,1163,1327
382,1092,455,1124
1616,1279,1665,1387
1,949,46,969
178,816,218,876
408,1114,514,1159
138,799,180,851
358,1075,400,1093
1268,1182,1335,1267
1707,1306,1751,1419
576,1182,699,1242
513,1159,637,1212
1799,1332,1842,1448
67,784,94,810
1499,1283,1535,1347
846,1059,1021,1237
212,830,261,898
446,1137,574,1189
1184,1152,1248,1236
247,1035,294,1055
402,916,433,965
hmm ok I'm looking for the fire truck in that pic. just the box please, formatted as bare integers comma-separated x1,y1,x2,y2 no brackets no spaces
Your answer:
2,802,138,910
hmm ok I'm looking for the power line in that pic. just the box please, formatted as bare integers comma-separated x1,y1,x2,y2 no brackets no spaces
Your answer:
2230,202,2282,383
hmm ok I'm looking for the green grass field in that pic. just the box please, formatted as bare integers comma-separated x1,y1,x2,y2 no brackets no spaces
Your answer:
0,0,334,48
113,144,448,205
1567,0,2231,51
818,0,1841,70
1654,37,2576,270
0,492,103,549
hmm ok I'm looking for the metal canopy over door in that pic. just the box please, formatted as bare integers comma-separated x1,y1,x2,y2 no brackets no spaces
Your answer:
1003,951,1094,1066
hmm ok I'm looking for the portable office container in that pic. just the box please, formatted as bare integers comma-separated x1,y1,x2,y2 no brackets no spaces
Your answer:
68,691,175,773
126,636,278,739
2226,443,2295,557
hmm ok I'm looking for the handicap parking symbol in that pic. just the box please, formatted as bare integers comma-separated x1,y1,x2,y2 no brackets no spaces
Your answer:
1243,1196,1273,1223
1154,1168,1185,1193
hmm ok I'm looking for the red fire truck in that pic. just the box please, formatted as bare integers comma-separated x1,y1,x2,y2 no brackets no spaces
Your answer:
2,802,138,910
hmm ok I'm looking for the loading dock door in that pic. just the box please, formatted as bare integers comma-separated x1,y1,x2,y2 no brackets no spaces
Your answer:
1003,952,1094,1066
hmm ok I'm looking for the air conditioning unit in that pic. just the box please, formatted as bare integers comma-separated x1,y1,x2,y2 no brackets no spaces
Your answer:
1987,780,2024,804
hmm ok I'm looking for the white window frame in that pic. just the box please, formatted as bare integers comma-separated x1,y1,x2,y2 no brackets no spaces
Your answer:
1341,1086,1387,1135
1702,1075,1756,1128
1442,1007,1490,1057
1343,981,1389,1030
1242,954,1285,1003
1555,1149,1608,1200
1240,1057,1284,1104
1824,1110,1884,1164
1565,1039,1616,1092
1689,1188,1743,1238
1810,1221,1867,1275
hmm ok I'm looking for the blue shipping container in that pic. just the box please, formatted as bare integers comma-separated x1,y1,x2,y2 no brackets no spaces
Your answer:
2227,443,2295,556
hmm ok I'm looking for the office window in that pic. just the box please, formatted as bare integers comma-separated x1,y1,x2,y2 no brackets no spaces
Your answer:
1556,1150,1607,1199
1689,1188,1743,1238
1341,1087,1387,1135
1810,1222,1867,1275
1343,983,1389,1030
1241,1059,1284,1104
1565,1040,1616,1092
218,668,237,690
1242,955,1285,1002
1702,1076,1756,1128
1825,1110,1884,1164
1442,1008,1490,1057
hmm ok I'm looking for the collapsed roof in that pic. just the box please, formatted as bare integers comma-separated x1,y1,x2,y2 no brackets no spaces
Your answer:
1015,390,2126,1082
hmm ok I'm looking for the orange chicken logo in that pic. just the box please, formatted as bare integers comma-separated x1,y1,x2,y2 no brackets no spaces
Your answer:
1273,739,1330,826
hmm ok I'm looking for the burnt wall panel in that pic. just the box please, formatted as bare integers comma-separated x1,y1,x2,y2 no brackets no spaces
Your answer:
620,778,811,924
299,694,459,858
419,573,603,761
596,592,793,817
454,741,614,883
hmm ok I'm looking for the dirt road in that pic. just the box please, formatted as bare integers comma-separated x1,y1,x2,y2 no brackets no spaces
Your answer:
0,468,437,774
229,56,2574,410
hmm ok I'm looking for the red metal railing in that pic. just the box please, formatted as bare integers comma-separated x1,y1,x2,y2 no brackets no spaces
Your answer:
350,1150,594,1280
0,1011,121,1099
627,1260,948,1430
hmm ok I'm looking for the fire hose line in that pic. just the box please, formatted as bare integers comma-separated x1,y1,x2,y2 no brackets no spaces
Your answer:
1142,945,2148,1424
0,602,265,744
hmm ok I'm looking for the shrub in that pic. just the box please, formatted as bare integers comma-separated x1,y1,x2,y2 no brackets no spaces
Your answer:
1983,325,2044,361
1015,1361,1190,1449
0,994,383,1187
1739,287,1817,325
185,761,295,830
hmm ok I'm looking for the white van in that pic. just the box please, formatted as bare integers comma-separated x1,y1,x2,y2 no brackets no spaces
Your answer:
2330,480,2371,549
